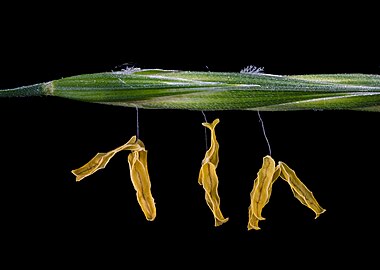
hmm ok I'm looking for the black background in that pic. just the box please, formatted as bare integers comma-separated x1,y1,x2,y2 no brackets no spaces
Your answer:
1,4,379,267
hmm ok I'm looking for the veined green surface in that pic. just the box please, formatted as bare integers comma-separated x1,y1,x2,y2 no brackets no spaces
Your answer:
2,69,380,111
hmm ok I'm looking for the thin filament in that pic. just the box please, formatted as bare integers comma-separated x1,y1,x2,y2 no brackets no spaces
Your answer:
136,106,140,139
202,111,208,150
257,110,272,156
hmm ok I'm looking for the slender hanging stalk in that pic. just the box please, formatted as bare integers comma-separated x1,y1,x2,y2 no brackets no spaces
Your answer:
1,68,380,111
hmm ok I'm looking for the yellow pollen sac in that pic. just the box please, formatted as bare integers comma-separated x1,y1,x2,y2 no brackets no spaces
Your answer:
71,135,156,221
127,139,156,221
279,161,326,219
248,155,281,230
198,118,229,227
71,136,142,181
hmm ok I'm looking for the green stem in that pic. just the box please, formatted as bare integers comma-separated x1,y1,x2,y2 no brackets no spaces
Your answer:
0,83,46,98
1,69,380,111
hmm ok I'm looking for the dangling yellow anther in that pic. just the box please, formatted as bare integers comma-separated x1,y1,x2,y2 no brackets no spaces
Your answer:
279,161,326,219
71,136,142,181
71,135,156,221
128,139,156,221
248,155,281,230
198,118,229,227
